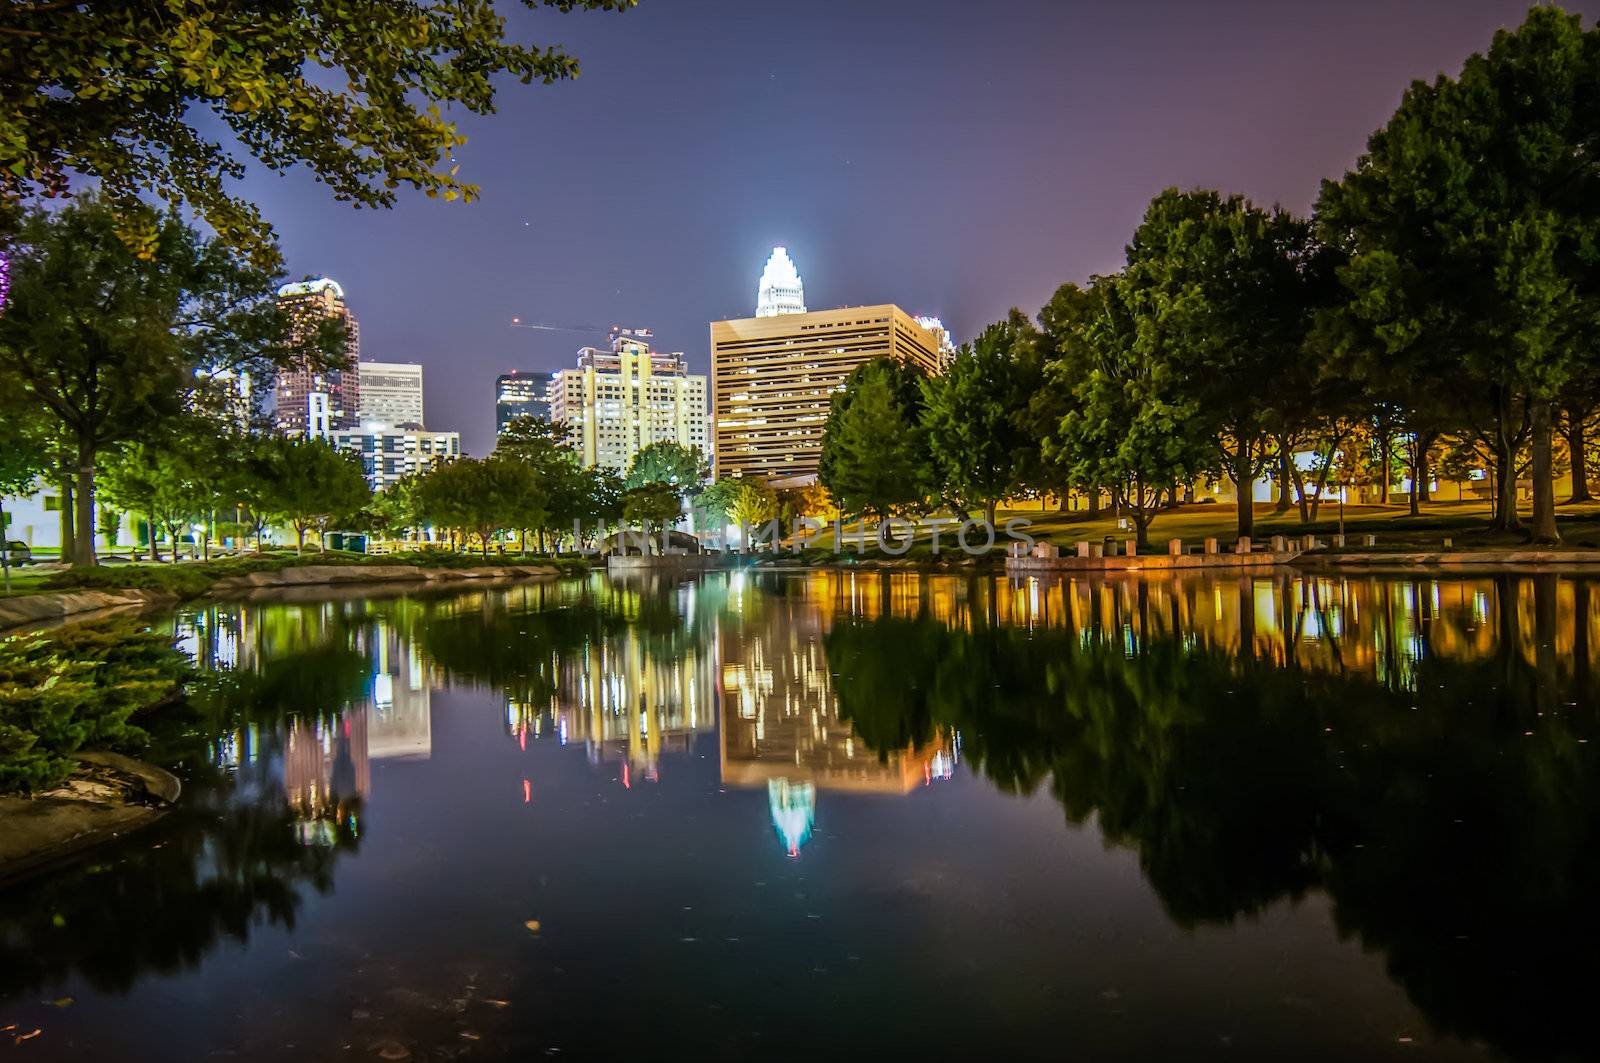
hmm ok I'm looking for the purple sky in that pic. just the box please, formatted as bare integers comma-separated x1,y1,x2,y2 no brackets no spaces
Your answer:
245,0,1594,455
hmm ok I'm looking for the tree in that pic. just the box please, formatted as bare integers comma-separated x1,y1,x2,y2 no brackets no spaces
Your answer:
920,312,1042,526
1047,274,1210,549
1316,6,1600,542
100,436,198,562
0,0,636,263
412,456,524,557
1121,188,1318,541
819,357,931,523
259,437,370,553
624,442,709,491
727,479,778,550
0,409,49,589
621,481,682,541
0,196,330,565
495,416,582,550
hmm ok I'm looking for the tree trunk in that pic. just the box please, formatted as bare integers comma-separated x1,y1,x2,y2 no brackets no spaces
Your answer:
1085,487,1100,517
69,434,99,567
59,475,75,562
296,525,306,554
984,499,997,528
0,498,10,593
1378,433,1392,504
1490,390,1523,533
1232,440,1255,539
1406,434,1421,517
1529,400,1560,543
1416,434,1433,504
1275,447,1293,513
148,515,160,562
1569,403,1592,503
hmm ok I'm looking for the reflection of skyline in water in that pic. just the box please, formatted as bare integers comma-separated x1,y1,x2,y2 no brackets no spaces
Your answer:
18,569,1599,1061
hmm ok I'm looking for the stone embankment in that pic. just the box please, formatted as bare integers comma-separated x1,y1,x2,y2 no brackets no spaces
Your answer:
206,562,562,593
0,563,567,632
0,589,177,632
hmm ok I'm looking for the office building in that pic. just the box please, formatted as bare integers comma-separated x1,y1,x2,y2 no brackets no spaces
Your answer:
710,303,942,482
273,278,361,436
549,330,708,473
358,361,425,428
331,426,460,491
496,370,554,434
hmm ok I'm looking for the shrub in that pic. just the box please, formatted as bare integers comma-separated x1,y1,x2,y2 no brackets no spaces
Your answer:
0,621,191,794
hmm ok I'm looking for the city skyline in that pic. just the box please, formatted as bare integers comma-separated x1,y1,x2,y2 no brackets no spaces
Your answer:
242,0,1594,456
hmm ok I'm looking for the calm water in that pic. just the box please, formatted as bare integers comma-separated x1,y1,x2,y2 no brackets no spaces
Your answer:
2,570,1598,1061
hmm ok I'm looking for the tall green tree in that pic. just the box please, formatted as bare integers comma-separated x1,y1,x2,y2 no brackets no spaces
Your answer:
921,312,1042,525
0,196,330,565
1121,188,1317,540
259,437,371,553
1316,5,1600,541
1048,274,1210,549
819,357,931,523
0,0,636,262
624,442,709,491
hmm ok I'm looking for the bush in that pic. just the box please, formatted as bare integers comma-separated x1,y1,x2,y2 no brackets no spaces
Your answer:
41,565,212,597
0,621,191,794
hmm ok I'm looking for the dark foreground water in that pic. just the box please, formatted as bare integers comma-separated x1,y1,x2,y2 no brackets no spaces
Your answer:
2,570,1598,1061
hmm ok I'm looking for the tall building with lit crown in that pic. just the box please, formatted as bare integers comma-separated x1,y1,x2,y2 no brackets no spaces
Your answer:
496,371,554,434
914,316,959,370
549,330,708,473
756,246,806,317
710,303,941,483
273,278,361,437
358,361,424,428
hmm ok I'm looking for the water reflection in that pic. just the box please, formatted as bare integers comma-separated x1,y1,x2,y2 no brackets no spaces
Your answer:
1,570,1597,1059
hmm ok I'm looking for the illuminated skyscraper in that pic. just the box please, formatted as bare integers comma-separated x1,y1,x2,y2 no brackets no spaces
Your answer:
549,330,708,472
755,247,806,317
496,370,554,434
273,278,361,437
914,315,959,370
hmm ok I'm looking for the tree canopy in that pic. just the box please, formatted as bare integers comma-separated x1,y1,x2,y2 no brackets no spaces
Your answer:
0,0,637,261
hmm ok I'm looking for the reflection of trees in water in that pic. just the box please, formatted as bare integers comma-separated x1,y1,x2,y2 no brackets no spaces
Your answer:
0,759,358,999
0,610,376,999
829,572,1600,1060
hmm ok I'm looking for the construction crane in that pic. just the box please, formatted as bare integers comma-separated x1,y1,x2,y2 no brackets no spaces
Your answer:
509,319,653,340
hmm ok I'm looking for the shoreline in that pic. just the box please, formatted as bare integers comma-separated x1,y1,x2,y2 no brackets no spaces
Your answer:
0,562,572,632
0,752,182,888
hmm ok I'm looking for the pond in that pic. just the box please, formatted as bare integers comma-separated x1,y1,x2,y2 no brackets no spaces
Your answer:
1,569,1597,1061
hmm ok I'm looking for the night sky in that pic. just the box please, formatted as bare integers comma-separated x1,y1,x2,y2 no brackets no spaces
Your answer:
245,0,1596,455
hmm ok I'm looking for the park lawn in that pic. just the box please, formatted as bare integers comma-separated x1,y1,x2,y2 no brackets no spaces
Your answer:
798,499,1600,559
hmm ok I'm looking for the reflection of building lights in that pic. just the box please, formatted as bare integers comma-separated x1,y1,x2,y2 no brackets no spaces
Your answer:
768,778,816,856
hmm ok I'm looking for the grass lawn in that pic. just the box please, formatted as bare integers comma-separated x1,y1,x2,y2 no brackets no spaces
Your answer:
794,499,1600,560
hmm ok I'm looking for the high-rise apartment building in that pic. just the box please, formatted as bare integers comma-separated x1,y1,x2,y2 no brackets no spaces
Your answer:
710,304,941,483
273,278,361,436
358,361,425,428
495,370,554,434
549,330,708,473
